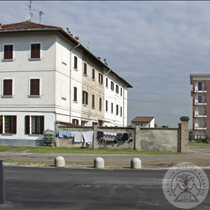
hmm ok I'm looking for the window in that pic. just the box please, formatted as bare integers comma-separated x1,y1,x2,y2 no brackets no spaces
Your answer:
74,87,77,101
4,45,13,60
31,43,41,59
3,79,12,96
198,82,202,91
111,103,113,114
92,68,95,80
72,119,79,125
120,88,122,96
74,56,78,69
106,78,108,87
5,116,16,134
116,105,119,115
111,81,114,91
106,100,108,112
0,116,16,134
99,97,102,111
25,116,44,134
82,91,88,105
120,107,122,117
83,63,87,75
116,85,119,94
30,79,40,96
92,94,95,108
198,96,202,103
99,73,103,84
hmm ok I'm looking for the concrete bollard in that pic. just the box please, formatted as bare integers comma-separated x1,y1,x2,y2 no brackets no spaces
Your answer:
131,158,141,169
54,156,65,168
94,157,105,169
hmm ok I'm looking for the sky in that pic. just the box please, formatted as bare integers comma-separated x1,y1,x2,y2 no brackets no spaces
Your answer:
1,1,210,128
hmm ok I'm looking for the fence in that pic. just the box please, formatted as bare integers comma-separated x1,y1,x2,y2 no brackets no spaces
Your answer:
55,116,189,153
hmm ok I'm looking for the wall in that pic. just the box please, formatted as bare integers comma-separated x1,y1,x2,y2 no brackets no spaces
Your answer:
55,117,189,153
140,128,178,152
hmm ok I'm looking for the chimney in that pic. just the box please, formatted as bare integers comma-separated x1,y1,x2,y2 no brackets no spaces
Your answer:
75,36,79,40
0,24,2,30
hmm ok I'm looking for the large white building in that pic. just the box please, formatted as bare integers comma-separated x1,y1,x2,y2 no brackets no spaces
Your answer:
0,21,132,146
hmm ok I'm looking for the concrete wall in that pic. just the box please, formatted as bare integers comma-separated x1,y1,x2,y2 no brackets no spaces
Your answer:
140,128,178,152
55,117,189,153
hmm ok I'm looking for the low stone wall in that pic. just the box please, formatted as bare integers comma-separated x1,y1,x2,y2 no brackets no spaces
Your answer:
0,139,43,146
141,128,178,152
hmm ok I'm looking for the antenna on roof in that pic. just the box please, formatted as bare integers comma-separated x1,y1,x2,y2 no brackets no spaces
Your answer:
38,11,44,23
87,42,90,50
24,1,35,21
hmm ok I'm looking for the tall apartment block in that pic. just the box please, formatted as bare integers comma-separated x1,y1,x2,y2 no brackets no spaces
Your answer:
190,74,210,138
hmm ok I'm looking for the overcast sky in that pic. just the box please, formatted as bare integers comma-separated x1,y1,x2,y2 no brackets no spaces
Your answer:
1,1,210,128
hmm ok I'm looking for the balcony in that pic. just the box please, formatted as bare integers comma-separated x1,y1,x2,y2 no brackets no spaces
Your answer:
194,90,206,93
194,114,206,118
194,127,206,130
194,102,206,106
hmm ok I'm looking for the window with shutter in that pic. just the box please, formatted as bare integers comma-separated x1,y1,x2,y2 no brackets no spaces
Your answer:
121,88,122,96
84,63,87,75
82,91,88,105
4,116,16,134
30,79,40,96
99,73,103,84
99,98,102,111
74,87,77,101
111,81,114,91
111,103,113,114
92,94,95,108
116,105,119,115
106,100,108,112
31,116,44,134
0,116,2,134
25,116,30,134
74,56,78,69
4,45,13,59
106,78,108,87
72,119,79,125
31,43,40,58
116,85,119,94
92,68,95,80
120,107,122,117
3,79,12,96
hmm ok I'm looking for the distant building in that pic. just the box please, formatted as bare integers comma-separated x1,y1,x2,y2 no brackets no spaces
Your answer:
131,117,155,128
190,74,210,138
0,21,132,146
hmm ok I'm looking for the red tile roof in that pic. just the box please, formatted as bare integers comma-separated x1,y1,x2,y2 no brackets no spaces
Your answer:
131,117,154,123
0,21,62,31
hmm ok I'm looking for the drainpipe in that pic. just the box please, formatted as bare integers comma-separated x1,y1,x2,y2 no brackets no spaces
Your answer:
69,43,80,122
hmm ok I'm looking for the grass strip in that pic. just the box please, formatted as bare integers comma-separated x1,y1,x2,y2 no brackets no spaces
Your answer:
0,145,180,154
189,143,210,147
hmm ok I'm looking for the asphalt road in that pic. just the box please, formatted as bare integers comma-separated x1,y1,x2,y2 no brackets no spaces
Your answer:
0,166,210,210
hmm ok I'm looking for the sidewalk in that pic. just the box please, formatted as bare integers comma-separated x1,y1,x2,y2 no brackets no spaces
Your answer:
0,146,210,169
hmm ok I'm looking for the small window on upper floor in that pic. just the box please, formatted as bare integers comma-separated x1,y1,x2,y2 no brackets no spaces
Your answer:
83,62,87,76
29,78,40,97
111,81,114,91
116,85,119,94
99,73,103,85
82,90,88,105
120,88,122,96
198,82,202,91
92,68,95,80
2,79,13,97
30,43,41,59
74,56,78,69
99,97,102,111
4,44,13,60
106,78,108,88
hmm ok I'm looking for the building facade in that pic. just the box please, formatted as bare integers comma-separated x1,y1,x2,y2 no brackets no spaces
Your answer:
190,74,210,138
0,21,132,146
